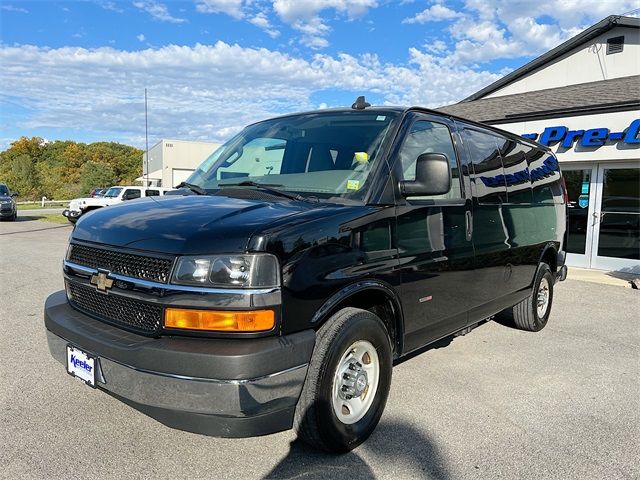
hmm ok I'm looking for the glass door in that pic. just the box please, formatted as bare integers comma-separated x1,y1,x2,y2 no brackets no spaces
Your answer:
591,164,640,272
563,165,597,268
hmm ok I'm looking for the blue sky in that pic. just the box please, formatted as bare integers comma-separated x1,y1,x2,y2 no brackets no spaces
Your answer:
0,0,637,149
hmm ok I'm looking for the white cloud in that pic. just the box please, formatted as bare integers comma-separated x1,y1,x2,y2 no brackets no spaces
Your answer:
248,12,280,38
272,0,377,22
133,1,186,23
403,0,640,65
272,0,378,49
96,1,123,13
403,4,461,24
137,34,146,42
0,42,500,146
292,17,331,49
190,0,378,49
195,0,244,19
1,4,29,13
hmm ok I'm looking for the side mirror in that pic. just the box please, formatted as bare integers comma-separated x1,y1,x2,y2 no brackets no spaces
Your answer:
400,153,451,197
10,192,19,198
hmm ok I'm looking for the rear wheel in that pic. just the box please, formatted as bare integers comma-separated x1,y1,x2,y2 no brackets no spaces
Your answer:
294,307,392,453
510,263,554,331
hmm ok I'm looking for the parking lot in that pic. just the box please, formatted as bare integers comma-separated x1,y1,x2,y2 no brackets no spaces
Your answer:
0,217,638,480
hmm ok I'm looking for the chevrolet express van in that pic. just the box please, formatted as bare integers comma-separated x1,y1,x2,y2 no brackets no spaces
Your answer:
44,101,567,452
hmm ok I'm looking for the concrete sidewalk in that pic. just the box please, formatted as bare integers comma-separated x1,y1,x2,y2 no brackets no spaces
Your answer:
568,266,640,288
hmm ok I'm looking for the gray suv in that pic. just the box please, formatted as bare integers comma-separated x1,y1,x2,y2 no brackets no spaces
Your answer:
0,183,17,221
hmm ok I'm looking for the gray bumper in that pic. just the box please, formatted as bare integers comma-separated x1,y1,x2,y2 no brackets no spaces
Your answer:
44,291,315,437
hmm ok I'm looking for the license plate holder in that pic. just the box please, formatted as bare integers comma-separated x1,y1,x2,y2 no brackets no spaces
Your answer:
66,345,96,388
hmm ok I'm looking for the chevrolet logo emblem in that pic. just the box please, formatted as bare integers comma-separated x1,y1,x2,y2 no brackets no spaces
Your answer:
90,271,114,293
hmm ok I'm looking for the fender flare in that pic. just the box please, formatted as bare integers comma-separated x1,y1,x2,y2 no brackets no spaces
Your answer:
310,280,405,355
532,243,559,287
537,242,559,270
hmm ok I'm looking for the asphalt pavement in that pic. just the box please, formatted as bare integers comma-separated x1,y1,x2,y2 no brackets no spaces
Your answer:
1,218,638,479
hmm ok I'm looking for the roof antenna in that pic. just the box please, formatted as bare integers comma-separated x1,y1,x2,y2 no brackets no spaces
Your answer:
351,95,371,110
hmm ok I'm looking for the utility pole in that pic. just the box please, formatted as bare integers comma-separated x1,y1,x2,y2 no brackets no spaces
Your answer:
145,87,149,187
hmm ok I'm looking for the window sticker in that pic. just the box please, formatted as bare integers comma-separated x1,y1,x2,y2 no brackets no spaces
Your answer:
581,181,589,194
376,115,386,121
347,180,360,190
578,195,589,208
354,152,369,164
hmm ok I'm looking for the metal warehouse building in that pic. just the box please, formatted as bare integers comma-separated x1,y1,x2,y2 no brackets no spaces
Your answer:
140,139,219,188
438,15,639,273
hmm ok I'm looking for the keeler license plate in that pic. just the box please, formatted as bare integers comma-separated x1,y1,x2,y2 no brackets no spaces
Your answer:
66,345,96,387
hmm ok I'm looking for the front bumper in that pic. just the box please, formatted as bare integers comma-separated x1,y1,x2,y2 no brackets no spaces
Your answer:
44,291,315,437
0,207,15,217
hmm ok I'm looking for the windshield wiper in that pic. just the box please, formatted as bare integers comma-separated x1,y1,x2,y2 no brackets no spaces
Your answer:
219,180,312,202
175,181,208,195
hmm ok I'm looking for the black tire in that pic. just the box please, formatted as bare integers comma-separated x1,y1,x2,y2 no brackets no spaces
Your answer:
11,212,17,221
511,263,554,331
294,307,393,453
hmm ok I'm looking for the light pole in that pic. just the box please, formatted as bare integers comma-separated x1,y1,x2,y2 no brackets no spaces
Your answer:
145,87,149,187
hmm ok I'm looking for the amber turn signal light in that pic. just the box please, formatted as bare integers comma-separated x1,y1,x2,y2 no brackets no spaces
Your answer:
164,308,275,332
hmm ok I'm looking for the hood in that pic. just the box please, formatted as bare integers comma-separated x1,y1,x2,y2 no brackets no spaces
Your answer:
70,197,97,207
71,194,320,255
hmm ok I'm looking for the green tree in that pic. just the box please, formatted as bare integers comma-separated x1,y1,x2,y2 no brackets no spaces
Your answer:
80,161,117,193
0,137,143,200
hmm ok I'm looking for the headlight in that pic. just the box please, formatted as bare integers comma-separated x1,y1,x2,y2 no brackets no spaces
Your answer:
171,254,279,288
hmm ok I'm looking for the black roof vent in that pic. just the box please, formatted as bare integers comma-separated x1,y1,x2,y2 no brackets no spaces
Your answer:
351,96,371,110
606,35,624,55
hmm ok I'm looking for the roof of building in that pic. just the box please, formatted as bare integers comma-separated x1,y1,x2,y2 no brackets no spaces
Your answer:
436,75,640,124
461,15,640,103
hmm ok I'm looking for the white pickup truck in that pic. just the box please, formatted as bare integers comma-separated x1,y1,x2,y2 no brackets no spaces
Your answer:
63,186,172,223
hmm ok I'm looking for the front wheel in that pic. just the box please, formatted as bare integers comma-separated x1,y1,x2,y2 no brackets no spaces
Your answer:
294,307,392,453
510,263,554,331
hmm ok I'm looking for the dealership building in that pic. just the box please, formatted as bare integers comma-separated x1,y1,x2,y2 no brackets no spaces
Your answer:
140,139,219,188
439,15,639,273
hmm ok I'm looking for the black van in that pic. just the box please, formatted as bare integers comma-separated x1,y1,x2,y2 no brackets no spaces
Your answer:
44,102,567,452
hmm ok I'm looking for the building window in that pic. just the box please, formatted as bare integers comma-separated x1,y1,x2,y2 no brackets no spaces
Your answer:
606,36,624,55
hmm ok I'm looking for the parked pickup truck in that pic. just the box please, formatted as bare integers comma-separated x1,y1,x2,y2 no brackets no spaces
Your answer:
63,186,172,223
45,99,567,452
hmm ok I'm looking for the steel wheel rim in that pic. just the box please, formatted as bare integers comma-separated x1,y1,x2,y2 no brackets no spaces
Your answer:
331,340,380,425
537,277,550,318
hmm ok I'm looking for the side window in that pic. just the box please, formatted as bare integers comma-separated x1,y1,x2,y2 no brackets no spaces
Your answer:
145,189,159,197
399,120,462,200
463,128,507,204
217,138,286,180
499,140,532,204
528,149,562,203
122,189,141,200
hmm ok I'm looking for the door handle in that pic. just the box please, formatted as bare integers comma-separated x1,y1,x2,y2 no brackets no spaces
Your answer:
465,210,473,241
592,211,604,226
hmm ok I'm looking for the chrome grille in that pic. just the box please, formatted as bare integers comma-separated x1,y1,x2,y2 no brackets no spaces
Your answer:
67,281,162,335
68,244,173,283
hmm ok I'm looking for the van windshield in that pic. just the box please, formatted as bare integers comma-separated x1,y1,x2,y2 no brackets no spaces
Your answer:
187,111,399,200
103,187,122,198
